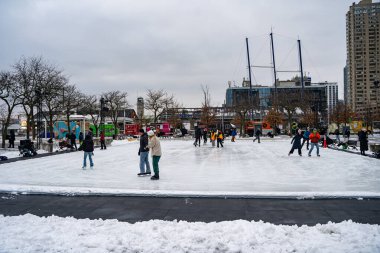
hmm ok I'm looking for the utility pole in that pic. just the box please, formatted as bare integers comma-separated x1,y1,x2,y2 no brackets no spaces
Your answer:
246,37,253,120
270,31,278,109
297,39,304,98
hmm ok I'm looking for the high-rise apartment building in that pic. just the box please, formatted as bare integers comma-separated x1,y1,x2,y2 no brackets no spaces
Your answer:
346,0,380,115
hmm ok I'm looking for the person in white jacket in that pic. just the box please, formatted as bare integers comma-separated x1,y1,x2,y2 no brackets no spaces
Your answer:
147,130,162,180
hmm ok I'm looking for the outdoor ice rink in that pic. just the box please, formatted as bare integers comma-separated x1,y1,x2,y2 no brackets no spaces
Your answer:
1,137,380,198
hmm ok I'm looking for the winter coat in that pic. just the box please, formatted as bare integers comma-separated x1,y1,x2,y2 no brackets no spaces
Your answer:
148,135,162,156
100,132,105,141
309,132,320,143
255,129,261,137
231,129,237,137
195,128,202,138
210,132,216,141
291,134,303,148
303,130,310,140
70,133,76,141
139,133,149,153
358,131,368,151
79,133,84,142
217,131,224,140
81,136,94,152
9,131,15,141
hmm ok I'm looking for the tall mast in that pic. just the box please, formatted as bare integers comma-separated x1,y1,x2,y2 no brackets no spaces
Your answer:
298,39,304,98
246,37,253,120
270,31,278,105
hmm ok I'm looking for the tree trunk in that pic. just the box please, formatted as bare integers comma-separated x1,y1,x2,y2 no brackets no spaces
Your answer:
49,114,54,139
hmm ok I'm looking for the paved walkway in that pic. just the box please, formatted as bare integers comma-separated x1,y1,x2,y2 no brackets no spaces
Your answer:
1,194,380,225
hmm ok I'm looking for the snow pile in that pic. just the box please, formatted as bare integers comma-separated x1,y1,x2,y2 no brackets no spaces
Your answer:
0,214,379,253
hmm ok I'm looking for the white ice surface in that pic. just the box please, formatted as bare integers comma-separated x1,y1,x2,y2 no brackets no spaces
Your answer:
0,214,379,253
0,138,380,198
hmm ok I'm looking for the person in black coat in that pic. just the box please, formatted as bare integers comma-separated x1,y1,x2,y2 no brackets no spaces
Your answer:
69,131,77,151
253,128,262,143
138,129,151,176
288,129,304,156
358,128,368,156
194,127,202,147
8,130,15,148
81,134,94,169
78,132,84,145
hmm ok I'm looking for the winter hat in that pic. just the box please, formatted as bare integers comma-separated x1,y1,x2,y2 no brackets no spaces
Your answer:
147,130,155,136
139,129,145,133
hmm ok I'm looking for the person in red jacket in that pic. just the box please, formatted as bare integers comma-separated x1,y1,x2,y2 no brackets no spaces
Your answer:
308,128,320,157
100,130,106,150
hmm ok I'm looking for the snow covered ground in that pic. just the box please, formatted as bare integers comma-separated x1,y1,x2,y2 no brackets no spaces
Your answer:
0,214,379,253
0,137,380,198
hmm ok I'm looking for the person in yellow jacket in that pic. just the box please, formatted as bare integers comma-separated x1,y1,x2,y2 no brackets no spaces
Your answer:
210,130,216,147
217,129,224,148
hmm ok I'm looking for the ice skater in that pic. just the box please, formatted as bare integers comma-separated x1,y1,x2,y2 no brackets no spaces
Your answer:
147,130,161,180
358,128,368,156
308,129,321,157
210,130,216,147
203,128,208,144
230,127,237,142
301,127,310,150
253,128,261,143
70,130,77,151
217,129,224,148
138,129,151,176
100,130,106,150
80,134,94,169
288,129,304,156
8,130,15,148
194,127,202,147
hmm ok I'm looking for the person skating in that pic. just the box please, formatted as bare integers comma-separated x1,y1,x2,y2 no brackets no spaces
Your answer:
138,129,151,176
301,128,310,150
78,132,84,146
80,134,94,169
308,129,321,157
147,130,161,180
253,128,261,143
100,130,106,150
289,129,304,156
230,127,237,142
8,130,15,148
203,128,208,144
194,127,202,147
210,130,216,147
217,129,224,148
358,128,368,156
70,130,77,151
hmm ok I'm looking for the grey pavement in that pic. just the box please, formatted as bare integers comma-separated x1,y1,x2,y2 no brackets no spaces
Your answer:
1,193,380,225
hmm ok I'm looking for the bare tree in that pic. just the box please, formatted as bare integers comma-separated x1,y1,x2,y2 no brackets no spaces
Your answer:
330,101,355,129
79,95,100,136
0,71,22,148
264,108,283,133
276,91,301,132
62,84,84,133
40,66,67,139
145,89,174,124
13,56,45,139
200,85,216,127
102,91,129,136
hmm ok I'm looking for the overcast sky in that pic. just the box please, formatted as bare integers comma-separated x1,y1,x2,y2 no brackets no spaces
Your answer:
0,0,353,108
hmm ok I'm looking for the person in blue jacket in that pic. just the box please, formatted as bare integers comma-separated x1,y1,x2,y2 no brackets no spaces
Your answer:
301,127,310,150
